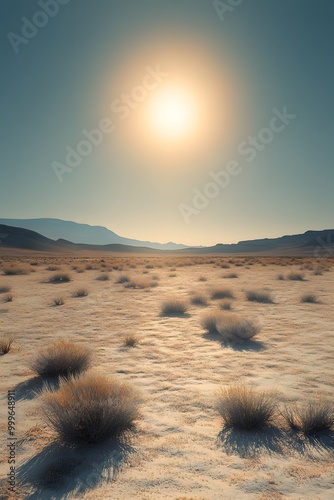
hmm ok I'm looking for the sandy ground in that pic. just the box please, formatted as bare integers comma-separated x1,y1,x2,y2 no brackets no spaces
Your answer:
0,255,333,499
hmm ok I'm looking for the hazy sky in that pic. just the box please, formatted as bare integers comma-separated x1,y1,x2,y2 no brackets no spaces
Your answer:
1,0,333,246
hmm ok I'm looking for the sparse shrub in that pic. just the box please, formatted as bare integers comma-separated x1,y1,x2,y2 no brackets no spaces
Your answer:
211,288,234,300
220,301,232,311
72,288,88,298
125,278,156,289
123,335,139,347
301,293,318,303
245,290,273,303
216,385,277,430
201,312,222,333
3,294,13,303
217,312,260,343
161,299,188,316
53,298,64,307
287,272,305,281
40,372,141,444
221,264,230,269
3,265,28,276
46,265,60,271
96,274,109,281
277,274,285,280
224,273,238,279
0,335,15,354
282,400,334,434
0,285,11,294
198,276,207,282
117,274,130,284
31,340,92,377
49,273,71,284
190,294,208,306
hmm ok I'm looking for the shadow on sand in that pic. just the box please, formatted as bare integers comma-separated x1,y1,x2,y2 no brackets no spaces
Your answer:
217,427,334,459
14,376,60,401
18,435,137,499
202,331,266,352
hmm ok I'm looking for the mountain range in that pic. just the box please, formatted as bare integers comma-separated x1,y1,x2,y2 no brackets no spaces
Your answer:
0,219,333,256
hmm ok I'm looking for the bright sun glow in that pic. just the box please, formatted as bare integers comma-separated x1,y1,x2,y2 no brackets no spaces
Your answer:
148,87,196,141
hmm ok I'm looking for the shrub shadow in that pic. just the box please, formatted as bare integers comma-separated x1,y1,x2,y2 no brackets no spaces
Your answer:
18,435,137,499
202,332,266,352
217,426,285,458
14,376,60,401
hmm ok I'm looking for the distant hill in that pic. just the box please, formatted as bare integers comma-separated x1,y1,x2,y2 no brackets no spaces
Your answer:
0,218,188,251
0,224,160,254
0,224,333,257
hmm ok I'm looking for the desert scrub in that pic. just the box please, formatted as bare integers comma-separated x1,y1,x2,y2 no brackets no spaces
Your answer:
0,285,11,294
40,372,141,444
0,334,15,354
201,312,223,333
217,312,260,343
3,265,29,276
216,385,277,430
123,335,139,348
190,294,208,306
52,297,64,306
31,340,92,377
96,274,109,281
211,288,234,300
72,288,89,298
300,293,318,303
287,272,305,281
282,399,334,434
116,274,130,284
48,273,71,284
3,294,13,303
245,290,273,303
161,299,188,316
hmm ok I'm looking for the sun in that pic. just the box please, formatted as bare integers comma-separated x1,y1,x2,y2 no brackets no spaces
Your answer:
147,87,196,141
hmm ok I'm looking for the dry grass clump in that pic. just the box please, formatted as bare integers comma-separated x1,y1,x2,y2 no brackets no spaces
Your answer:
211,288,234,300
245,290,273,303
277,274,285,280
3,293,13,303
216,385,277,430
0,285,11,294
300,293,318,303
53,297,64,306
31,340,92,378
46,265,60,271
201,311,223,333
125,278,157,289
0,334,15,354
282,400,334,434
3,265,29,276
123,335,139,348
48,273,71,284
219,300,232,311
40,372,141,444
198,276,207,282
217,312,260,343
117,274,130,284
96,274,109,281
72,288,89,298
161,299,188,316
190,294,208,306
224,272,238,279
287,272,305,281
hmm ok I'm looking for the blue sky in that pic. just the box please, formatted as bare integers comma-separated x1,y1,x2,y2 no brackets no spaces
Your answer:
1,0,333,245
